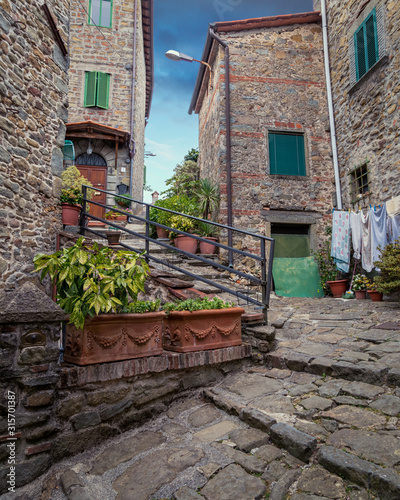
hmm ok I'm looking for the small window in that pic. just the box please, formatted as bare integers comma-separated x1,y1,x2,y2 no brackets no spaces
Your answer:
84,72,110,109
350,162,370,203
354,9,379,81
268,132,306,176
89,0,112,28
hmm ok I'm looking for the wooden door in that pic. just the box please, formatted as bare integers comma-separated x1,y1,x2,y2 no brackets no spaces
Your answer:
77,166,107,223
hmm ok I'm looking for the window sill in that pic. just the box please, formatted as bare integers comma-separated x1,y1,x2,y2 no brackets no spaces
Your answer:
349,55,389,95
269,174,308,180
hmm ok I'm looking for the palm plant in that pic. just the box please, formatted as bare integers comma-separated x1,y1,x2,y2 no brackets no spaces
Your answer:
196,178,219,220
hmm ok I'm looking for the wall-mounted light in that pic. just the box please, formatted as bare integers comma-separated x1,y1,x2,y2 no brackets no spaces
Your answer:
87,139,93,155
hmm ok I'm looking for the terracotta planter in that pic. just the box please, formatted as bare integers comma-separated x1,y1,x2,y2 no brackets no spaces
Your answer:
367,290,383,302
105,231,121,245
106,214,127,221
326,279,348,298
199,237,218,255
61,203,81,225
354,290,367,299
174,235,198,254
163,307,244,353
156,227,169,239
64,312,166,365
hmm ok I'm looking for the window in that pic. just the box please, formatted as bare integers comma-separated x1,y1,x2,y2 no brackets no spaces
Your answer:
88,0,112,28
268,132,306,176
350,161,370,203
354,9,379,81
84,72,110,109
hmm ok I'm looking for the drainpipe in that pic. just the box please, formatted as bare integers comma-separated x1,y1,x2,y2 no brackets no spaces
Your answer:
321,0,342,209
209,25,233,266
129,0,138,198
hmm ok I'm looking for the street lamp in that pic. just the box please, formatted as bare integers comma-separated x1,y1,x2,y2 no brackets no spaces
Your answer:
165,50,212,90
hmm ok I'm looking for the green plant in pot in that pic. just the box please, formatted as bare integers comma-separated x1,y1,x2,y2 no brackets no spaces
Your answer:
313,239,347,296
196,220,219,255
115,193,133,208
60,165,93,225
33,238,165,365
195,178,219,220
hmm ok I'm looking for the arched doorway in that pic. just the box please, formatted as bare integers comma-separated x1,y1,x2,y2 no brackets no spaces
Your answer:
76,153,107,223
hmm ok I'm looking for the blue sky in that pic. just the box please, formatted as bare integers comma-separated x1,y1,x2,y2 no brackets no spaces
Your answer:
144,0,313,202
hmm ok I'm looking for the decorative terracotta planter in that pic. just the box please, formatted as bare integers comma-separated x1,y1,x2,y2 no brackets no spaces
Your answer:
64,312,166,365
326,279,348,298
156,227,169,239
367,290,383,302
163,307,244,353
174,235,198,254
61,203,81,225
199,237,218,255
354,290,367,299
105,231,121,245
106,214,127,221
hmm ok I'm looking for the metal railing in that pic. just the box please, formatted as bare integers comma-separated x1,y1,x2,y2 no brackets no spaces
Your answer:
79,185,275,321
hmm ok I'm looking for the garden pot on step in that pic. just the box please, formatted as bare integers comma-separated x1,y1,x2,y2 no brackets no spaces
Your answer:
367,290,383,302
199,237,218,255
355,290,367,299
326,279,348,298
62,203,81,225
174,235,198,254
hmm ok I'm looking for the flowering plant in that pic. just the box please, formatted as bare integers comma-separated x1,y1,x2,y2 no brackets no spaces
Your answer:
60,166,93,205
352,274,370,291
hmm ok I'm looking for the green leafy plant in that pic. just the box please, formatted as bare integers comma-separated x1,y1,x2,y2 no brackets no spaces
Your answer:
373,241,400,294
195,178,219,220
352,274,370,291
196,220,219,238
312,241,338,295
61,165,93,205
149,195,200,238
115,194,133,208
122,299,161,314
162,297,235,314
33,238,150,329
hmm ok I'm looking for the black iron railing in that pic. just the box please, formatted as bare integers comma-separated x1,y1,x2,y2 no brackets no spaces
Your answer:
79,185,275,321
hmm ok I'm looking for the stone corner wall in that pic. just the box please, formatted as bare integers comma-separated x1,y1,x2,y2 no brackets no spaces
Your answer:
0,0,70,300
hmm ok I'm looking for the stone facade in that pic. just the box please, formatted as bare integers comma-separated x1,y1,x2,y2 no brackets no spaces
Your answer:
193,14,335,256
314,0,400,210
68,0,149,203
0,0,70,300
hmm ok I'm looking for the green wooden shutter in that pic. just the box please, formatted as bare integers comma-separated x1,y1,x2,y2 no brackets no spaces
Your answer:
366,12,378,69
96,72,110,109
269,133,306,176
355,27,366,80
354,9,378,81
84,71,97,107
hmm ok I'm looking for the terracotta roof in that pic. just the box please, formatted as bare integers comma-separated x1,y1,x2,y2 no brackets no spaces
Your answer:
188,11,321,115
66,120,130,143
142,0,154,119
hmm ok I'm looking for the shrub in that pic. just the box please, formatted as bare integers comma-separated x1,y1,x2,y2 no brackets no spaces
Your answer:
373,240,400,294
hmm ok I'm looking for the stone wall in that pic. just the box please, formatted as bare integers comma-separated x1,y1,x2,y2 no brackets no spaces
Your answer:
197,20,335,253
0,283,251,494
320,0,400,210
0,0,70,299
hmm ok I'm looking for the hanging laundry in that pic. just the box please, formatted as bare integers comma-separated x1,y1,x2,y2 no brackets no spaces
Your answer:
370,204,388,266
350,211,362,260
361,210,373,272
331,211,350,273
388,215,400,244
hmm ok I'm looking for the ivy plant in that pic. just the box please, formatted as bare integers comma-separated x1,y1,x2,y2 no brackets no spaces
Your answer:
33,238,150,329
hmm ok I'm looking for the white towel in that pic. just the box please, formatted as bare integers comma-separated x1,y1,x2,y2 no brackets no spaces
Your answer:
361,210,373,272
350,211,362,260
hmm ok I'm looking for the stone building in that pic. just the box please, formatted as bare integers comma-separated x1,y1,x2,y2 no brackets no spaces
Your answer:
314,0,400,211
67,0,153,220
189,12,335,260
0,0,70,299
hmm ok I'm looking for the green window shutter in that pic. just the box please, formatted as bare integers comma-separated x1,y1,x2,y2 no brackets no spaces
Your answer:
355,27,366,80
84,71,97,107
354,9,378,81
96,72,110,109
269,133,306,176
366,12,378,68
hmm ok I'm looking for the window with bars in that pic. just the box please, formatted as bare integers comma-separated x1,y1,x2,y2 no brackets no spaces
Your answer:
88,0,112,28
268,132,306,176
354,8,379,81
350,162,370,203
84,71,110,109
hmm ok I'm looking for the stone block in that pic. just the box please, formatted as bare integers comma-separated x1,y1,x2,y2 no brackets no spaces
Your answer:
99,400,132,422
239,407,276,433
269,422,317,462
24,390,54,408
72,411,101,430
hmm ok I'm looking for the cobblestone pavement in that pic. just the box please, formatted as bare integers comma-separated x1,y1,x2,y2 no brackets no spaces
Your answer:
5,296,400,500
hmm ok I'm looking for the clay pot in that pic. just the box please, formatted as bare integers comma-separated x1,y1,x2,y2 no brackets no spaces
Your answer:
367,290,383,302
199,237,218,255
156,227,169,239
105,231,121,245
64,312,166,365
174,235,198,254
354,290,367,299
163,307,244,353
326,279,348,298
61,203,81,225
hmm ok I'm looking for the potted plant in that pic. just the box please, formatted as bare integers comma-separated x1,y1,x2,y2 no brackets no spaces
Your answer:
105,227,122,245
195,178,219,220
197,221,219,255
115,193,134,208
60,166,93,225
313,239,347,297
367,278,383,302
105,207,129,222
352,274,369,299
33,238,165,365
162,297,244,353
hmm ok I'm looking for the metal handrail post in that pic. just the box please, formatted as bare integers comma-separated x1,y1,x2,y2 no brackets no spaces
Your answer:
145,205,150,263
266,238,275,307
79,185,87,235
260,238,268,323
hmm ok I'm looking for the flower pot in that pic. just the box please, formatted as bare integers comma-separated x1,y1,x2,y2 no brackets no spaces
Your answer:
64,312,166,365
174,235,198,254
354,290,367,299
199,237,218,255
107,214,127,221
156,227,169,239
326,279,348,298
367,290,383,302
105,231,121,245
163,307,244,353
62,203,81,225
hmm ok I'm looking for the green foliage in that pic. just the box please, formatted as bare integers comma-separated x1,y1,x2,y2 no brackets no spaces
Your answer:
115,194,133,207
184,148,199,163
163,148,199,198
33,238,150,329
195,178,219,220
149,195,200,238
163,297,235,313
122,299,161,314
61,165,93,205
196,220,219,238
373,240,400,294
352,274,370,291
312,241,338,296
